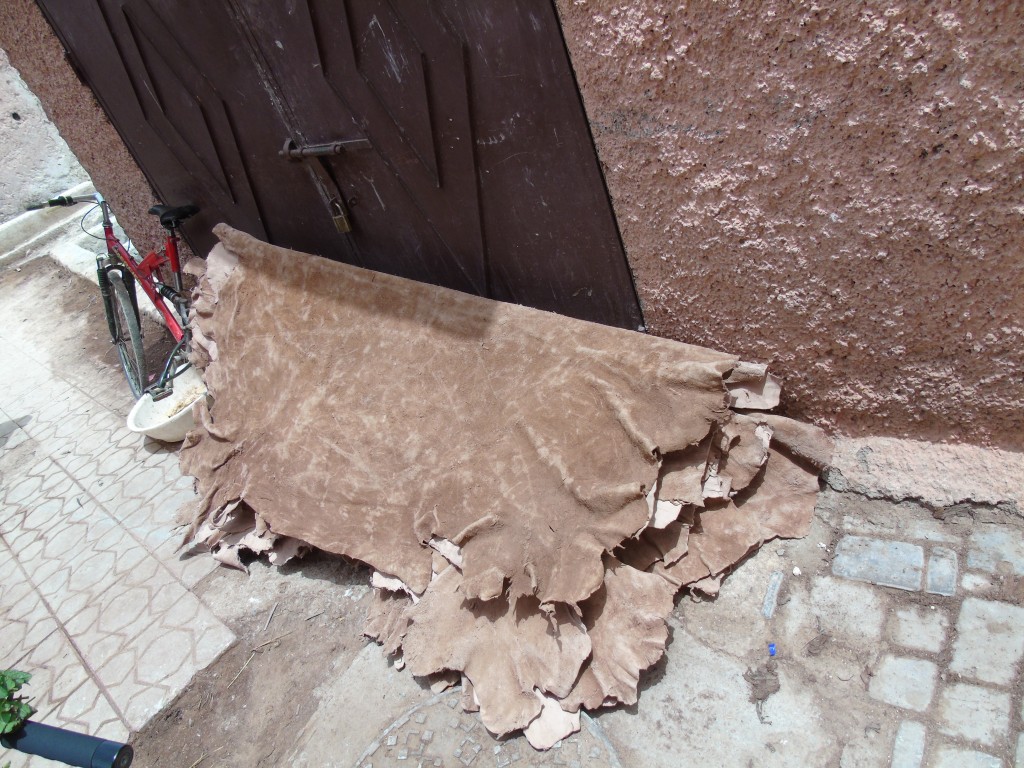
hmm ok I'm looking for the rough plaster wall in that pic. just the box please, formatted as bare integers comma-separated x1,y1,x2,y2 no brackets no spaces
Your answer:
0,0,165,254
0,48,88,223
556,1,1024,450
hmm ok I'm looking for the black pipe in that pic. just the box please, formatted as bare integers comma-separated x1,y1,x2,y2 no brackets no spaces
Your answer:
0,721,132,767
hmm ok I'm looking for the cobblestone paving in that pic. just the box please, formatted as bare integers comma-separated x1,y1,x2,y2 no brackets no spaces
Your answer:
597,488,1024,768
355,690,621,768
0,303,229,765
826,501,1024,767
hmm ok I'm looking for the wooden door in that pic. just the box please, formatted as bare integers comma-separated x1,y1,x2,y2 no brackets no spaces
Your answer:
37,0,643,329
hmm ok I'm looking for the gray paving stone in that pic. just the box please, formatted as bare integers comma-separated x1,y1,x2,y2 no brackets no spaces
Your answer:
888,606,948,653
933,746,1003,768
950,598,1024,686
840,515,891,536
962,572,998,594
1016,733,1024,768
867,656,937,712
967,528,1024,576
808,576,885,648
838,731,891,768
890,721,925,768
904,518,960,544
762,570,784,619
937,683,1010,747
832,535,924,591
926,547,959,596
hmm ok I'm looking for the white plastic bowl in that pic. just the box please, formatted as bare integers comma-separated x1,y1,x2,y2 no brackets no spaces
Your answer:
126,365,208,443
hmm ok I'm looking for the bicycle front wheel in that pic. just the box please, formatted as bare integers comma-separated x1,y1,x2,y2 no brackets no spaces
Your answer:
106,269,147,398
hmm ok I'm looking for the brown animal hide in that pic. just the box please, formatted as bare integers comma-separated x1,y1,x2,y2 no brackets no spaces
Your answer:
401,567,591,735
180,226,832,747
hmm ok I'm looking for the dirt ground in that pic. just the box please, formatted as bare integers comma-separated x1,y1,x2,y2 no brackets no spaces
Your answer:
1,256,117,376
0,255,178,397
130,552,375,768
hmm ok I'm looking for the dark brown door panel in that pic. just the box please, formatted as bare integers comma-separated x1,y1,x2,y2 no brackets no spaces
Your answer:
38,0,642,329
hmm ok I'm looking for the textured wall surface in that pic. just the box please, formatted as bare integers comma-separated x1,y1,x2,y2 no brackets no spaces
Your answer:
0,47,88,223
557,1,1024,450
0,0,163,253
3,0,1020,449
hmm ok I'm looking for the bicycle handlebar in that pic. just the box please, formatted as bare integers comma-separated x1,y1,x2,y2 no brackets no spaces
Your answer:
26,194,101,211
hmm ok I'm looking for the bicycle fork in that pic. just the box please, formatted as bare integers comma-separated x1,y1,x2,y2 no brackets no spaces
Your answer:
97,256,140,329
96,257,118,342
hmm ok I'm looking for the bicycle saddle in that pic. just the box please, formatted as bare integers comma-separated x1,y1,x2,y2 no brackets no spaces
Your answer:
148,203,199,229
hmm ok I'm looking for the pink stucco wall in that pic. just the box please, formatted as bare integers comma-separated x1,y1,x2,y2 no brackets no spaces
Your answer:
3,0,1020,449
0,0,165,257
556,1,1024,450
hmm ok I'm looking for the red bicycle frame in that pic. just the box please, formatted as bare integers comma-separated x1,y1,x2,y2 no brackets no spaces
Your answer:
101,219,185,342
27,190,195,397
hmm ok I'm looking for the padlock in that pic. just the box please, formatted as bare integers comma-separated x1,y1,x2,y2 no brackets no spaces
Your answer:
330,199,352,234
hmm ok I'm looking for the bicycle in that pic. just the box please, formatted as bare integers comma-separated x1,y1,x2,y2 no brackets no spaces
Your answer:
27,192,199,400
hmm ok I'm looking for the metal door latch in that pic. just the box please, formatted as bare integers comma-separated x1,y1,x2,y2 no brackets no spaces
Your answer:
279,137,371,159
280,137,369,235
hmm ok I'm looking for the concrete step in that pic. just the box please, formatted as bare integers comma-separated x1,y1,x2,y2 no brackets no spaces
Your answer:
0,180,95,265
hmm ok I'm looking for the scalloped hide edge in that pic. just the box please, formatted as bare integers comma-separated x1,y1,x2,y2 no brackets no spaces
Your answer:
177,228,832,750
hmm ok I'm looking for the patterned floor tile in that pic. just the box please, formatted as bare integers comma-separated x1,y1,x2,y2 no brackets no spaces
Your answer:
0,301,236,742
0,749,64,767
0,407,33,454
95,595,234,730
43,677,128,741
0,370,60,414
153,537,219,589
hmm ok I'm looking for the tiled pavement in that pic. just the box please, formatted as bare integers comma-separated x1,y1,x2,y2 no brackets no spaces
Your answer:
4,256,1024,768
820,504,1024,767
0,294,231,764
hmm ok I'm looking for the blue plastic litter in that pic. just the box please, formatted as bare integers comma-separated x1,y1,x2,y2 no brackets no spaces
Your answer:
768,643,777,657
